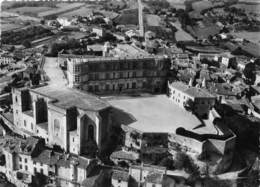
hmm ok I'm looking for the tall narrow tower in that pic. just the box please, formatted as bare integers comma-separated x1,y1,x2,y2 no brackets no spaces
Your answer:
138,0,144,37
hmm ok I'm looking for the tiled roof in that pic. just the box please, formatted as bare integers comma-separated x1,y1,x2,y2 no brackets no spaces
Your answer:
169,81,214,98
31,86,110,112
0,136,40,155
112,170,129,181
32,150,93,168
110,150,138,161
146,172,164,184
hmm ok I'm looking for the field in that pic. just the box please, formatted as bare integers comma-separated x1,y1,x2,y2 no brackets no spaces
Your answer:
38,3,85,18
166,0,186,9
230,31,260,44
171,21,195,41
59,6,94,18
0,22,25,32
146,14,161,27
7,6,54,16
231,3,260,14
114,9,138,25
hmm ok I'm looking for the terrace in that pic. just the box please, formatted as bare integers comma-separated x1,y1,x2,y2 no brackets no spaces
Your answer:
108,95,218,135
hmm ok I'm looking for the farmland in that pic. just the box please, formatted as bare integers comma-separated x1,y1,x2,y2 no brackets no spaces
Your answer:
59,5,100,19
231,3,260,14
114,9,138,25
230,31,260,44
7,6,54,17
170,21,195,41
166,0,186,9
38,3,85,18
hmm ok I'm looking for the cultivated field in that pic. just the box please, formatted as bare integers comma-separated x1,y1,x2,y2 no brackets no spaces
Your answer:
166,0,186,9
38,3,85,18
59,6,94,18
230,31,260,44
231,3,260,14
7,6,54,15
171,21,195,41
146,14,161,27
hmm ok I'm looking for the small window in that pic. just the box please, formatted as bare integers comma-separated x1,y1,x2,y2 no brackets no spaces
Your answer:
20,165,22,169
40,169,43,174
40,163,43,166
25,165,28,171
33,161,36,165
132,82,136,89
25,158,27,163
72,137,74,142
105,84,110,91
19,157,22,162
24,120,26,127
15,96,18,103
31,123,33,130
34,168,37,173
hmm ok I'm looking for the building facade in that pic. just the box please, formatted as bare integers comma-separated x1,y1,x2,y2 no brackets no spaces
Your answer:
12,86,111,156
168,81,216,118
65,56,170,94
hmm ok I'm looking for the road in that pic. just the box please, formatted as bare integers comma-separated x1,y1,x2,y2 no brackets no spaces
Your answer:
43,57,67,89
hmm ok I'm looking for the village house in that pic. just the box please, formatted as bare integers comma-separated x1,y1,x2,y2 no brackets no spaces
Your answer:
168,81,216,118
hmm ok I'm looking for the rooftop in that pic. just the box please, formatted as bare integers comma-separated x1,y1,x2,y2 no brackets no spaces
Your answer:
108,95,217,134
169,82,215,98
112,170,129,181
146,172,164,184
31,86,110,112
110,44,150,58
0,136,40,155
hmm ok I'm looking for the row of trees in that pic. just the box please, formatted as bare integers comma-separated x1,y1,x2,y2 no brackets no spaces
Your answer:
2,26,53,45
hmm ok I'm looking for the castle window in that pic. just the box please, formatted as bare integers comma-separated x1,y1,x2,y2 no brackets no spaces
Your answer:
15,96,18,103
75,65,80,72
105,73,110,79
75,75,80,83
54,119,60,137
132,82,136,89
31,123,33,130
24,120,26,127
88,85,93,92
88,125,94,140
25,158,27,163
105,84,110,91
20,165,22,169
25,165,28,171
94,85,99,91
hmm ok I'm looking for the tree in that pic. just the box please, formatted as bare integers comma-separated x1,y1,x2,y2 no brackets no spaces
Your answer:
184,98,195,112
22,40,31,48
243,63,256,85
40,19,45,25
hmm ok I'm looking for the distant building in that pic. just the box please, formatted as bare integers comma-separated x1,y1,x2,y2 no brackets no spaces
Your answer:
219,54,236,68
255,71,260,86
92,27,105,37
0,54,15,66
111,170,129,187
